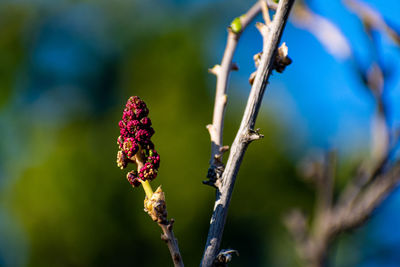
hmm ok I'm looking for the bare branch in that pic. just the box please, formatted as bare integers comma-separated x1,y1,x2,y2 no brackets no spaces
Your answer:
287,161,400,267
144,187,184,267
338,44,391,209
160,220,184,267
206,0,278,186
260,0,272,25
284,209,311,261
315,151,336,220
201,0,295,265
344,0,400,45
332,162,400,232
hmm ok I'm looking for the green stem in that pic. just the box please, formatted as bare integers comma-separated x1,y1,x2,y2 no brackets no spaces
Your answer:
142,180,154,199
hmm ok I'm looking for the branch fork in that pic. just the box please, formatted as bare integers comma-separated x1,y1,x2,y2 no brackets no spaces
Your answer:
287,149,400,266
241,128,265,143
204,1,281,188
202,0,295,265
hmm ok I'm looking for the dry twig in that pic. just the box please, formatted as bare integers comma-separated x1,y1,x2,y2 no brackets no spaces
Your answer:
144,187,184,267
205,0,278,187
202,0,295,266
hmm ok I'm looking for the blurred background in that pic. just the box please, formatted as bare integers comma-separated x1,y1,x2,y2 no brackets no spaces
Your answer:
0,0,400,266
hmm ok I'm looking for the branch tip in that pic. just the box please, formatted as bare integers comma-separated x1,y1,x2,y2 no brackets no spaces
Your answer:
230,17,243,34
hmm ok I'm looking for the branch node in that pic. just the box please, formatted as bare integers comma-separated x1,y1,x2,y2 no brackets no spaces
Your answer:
223,94,228,105
249,52,264,85
274,42,292,73
242,128,264,143
220,145,230,154
253,52,263,68
256,22,270,37
144,186,168,224
204,164,225,189
161,234,169,242
249,71,257,85
230,16,243,34
213,249,239,267
206,124,216,139
209,64,221,76
202,179,218,188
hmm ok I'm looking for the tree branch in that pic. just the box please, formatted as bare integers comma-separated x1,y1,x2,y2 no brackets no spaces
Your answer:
286,162,400,267
201,0,295,266
344,0,400,45
144,186,184,267
206,0,277,186
160,220,184,267
332,162,400,233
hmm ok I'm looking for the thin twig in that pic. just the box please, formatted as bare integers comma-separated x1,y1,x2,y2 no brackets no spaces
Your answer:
260,0,272,25
160,220,184,267
315,151,335,216
286,162,400,267
332,162,400,233
206,0,277,186
312,151,336,252
201,0,295,266
344,0,400,45
141,166,184,267
145,193,184,267
338,34,390,208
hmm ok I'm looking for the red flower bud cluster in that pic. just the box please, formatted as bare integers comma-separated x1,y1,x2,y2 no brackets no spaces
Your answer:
116,96,160,187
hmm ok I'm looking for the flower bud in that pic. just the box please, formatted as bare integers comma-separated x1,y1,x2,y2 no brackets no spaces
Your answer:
116,96,160,187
